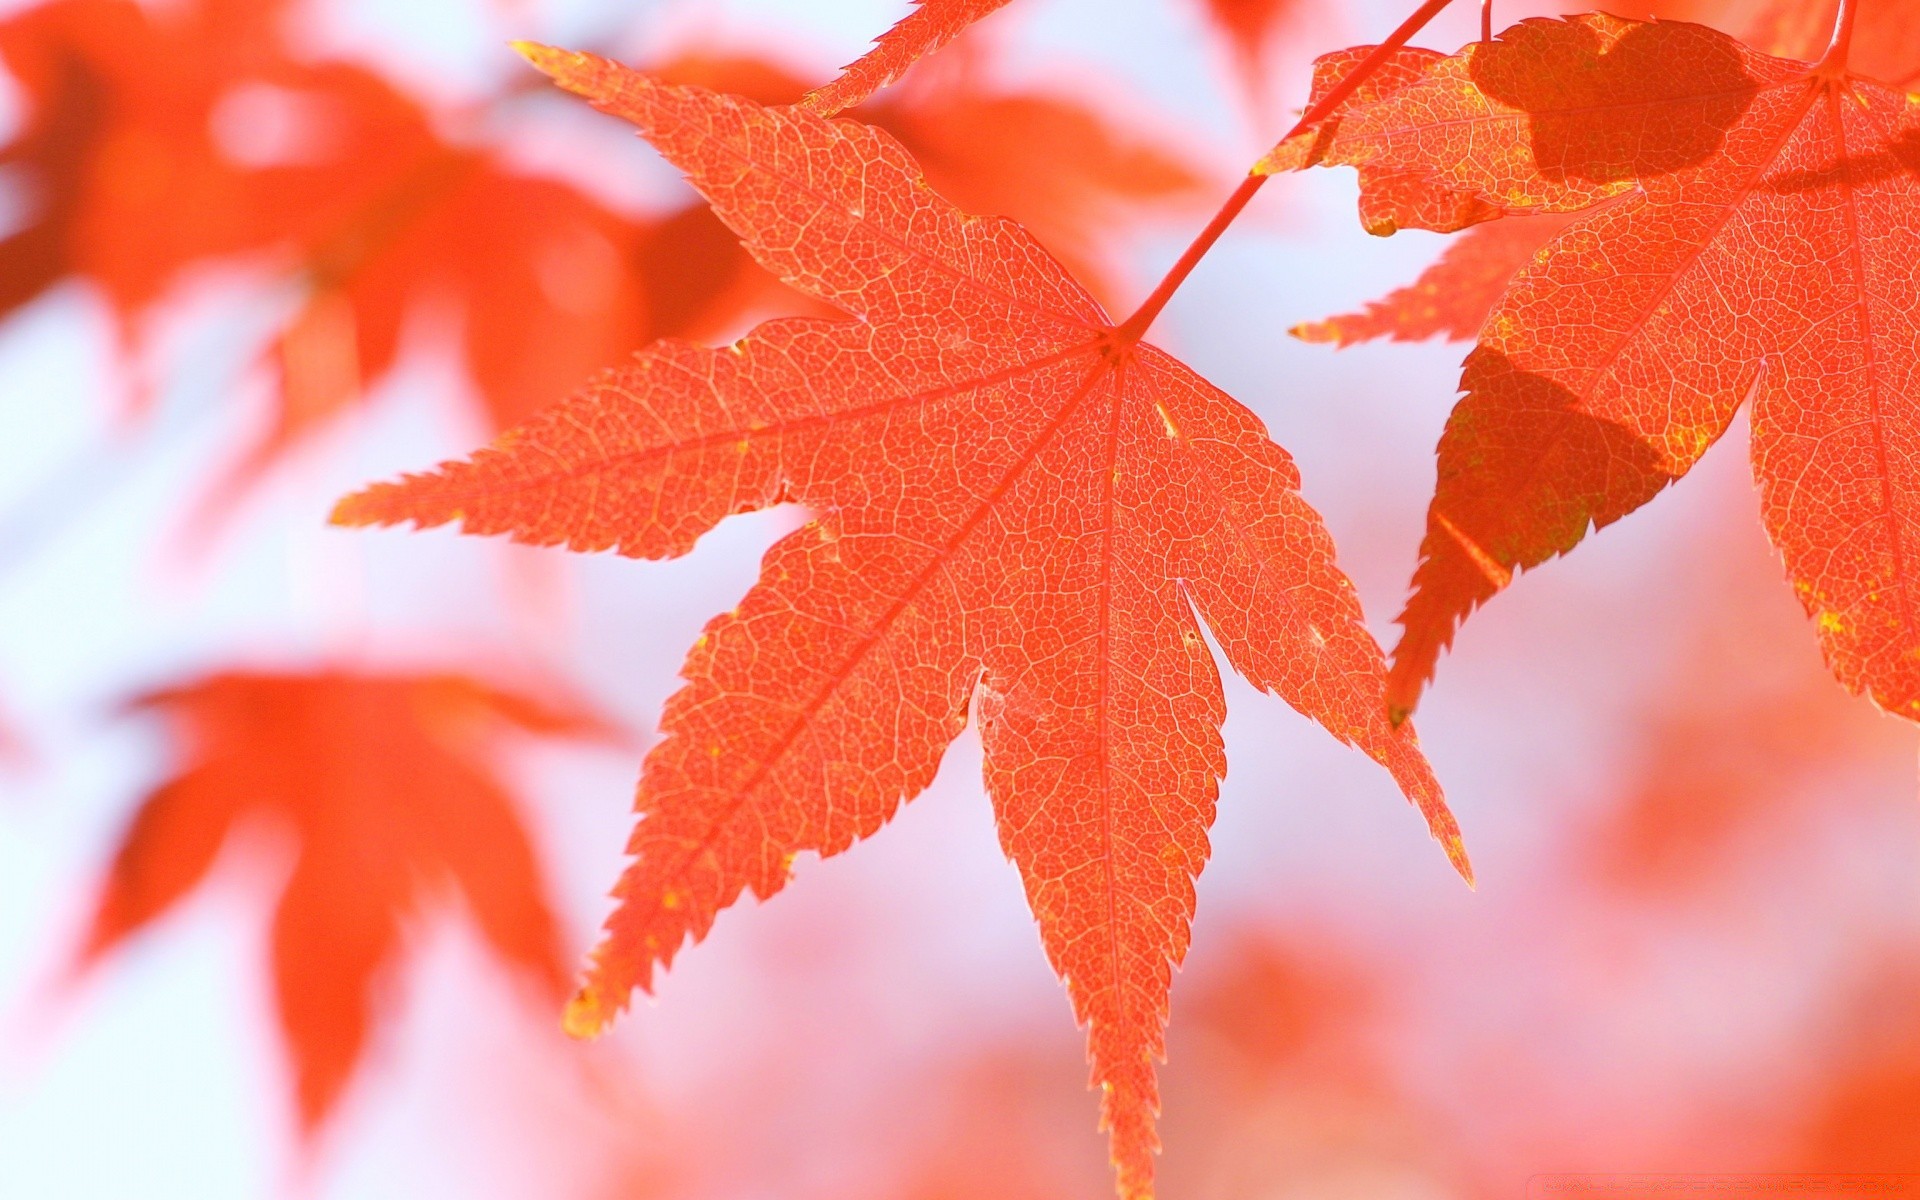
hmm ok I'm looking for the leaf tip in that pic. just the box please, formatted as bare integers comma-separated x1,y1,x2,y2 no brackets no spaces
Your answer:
561,987,612,1040
513,41,606,95
1443,832,1475,889
327,491,370,528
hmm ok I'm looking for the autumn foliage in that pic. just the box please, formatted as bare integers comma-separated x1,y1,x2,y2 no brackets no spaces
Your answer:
8,0,1920,1197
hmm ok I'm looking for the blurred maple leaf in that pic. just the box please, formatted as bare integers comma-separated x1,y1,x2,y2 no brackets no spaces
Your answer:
1156,932,1464,1197
336,46,1466,1198
0,0,1202,533
1794,953,1920,1170
876,929,1461,1199
0,0,283,339
1591,499,1906,890
1262,12,1920,724
70,668,617,1133
1742,0,1920,85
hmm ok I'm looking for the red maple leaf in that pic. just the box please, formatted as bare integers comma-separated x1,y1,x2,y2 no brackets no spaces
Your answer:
70,668,616,1133
1287,1,1920,353
334,45,1468,1198
650,49,1205,321
1264,11,1920,723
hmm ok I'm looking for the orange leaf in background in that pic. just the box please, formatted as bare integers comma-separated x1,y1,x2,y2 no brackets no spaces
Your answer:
0,0,660,515
1291,212,1573,347
1199,0,1310,94
71,669,614,1132
1591,499,1906,891
0,0,283,343
1267,13,1920,723
1795,954,1920,1171
335,48,1467,1199
213,64,657,513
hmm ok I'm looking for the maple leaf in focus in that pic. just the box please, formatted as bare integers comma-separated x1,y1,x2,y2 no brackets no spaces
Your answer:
1262,13,1920,723
334,47,1468,1198
650,50,1205,326
1742,0,1920,86
71,669,614,1132
1199,0,1311,95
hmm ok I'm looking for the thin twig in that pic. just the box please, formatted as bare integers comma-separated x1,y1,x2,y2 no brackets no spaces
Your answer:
1115,0,1460,342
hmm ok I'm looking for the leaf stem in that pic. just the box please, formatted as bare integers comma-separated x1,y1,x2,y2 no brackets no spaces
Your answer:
1481,0,1493,42
1114,0,1459,343
1815,0,1856,73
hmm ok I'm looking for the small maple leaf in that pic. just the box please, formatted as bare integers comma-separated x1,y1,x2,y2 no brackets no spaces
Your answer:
71,668,615,1133
1264,13,1920,724
335,46,1468,1198
652,49,1206,320
1284,1,1920,354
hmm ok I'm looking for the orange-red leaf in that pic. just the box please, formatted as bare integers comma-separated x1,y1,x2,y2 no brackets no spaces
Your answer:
801,0,1015,116
73,669,614,1132
1291,212,1573,347
1257,42,1503,235
1270,13,1920,722
335,46,1466,1199
0,0,283,335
